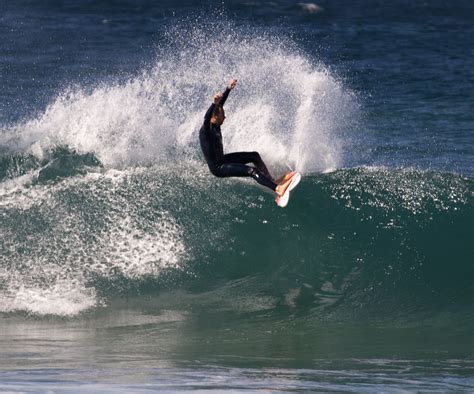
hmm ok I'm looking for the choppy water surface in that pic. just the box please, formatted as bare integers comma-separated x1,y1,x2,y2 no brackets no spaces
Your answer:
1,0,473,391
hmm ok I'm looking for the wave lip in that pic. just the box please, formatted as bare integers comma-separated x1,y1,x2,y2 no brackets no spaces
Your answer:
0,20,357,175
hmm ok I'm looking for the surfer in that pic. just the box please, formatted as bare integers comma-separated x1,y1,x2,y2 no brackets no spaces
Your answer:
199,79,294,198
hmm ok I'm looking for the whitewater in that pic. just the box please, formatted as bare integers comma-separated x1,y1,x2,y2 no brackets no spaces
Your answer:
0,23,360,316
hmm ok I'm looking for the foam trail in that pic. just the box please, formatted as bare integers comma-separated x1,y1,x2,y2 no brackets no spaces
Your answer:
1,21,358,175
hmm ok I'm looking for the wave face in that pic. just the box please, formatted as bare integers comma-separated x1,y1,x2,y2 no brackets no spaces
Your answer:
1,153,472,322
0,23,471,326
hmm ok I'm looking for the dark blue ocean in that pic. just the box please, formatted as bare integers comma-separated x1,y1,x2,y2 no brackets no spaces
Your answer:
1,0,473,391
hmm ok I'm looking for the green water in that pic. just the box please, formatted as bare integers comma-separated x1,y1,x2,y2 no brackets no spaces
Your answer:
1,157,473,390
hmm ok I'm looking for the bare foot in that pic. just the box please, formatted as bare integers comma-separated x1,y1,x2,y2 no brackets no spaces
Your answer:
275,177,293,196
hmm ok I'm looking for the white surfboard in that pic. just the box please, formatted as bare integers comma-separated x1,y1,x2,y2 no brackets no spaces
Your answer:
275,172,301,208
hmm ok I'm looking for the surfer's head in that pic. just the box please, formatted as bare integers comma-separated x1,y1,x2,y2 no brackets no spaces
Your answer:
211,104,226,126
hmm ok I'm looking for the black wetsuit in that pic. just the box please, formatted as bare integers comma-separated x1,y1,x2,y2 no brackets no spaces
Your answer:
199,87,277,191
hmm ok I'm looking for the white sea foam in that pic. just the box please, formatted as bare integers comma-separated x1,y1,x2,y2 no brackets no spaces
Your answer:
86,214,187,280
0,278,98,317
0,168,188,316
1,22,357,175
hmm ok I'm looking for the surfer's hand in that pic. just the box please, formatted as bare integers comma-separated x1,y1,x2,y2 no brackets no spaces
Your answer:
227,79,237,90
213,92,223,104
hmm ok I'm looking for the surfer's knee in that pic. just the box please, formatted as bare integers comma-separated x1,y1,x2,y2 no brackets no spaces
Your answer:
208,165,224,178
250,151,264,165
250,151,261,160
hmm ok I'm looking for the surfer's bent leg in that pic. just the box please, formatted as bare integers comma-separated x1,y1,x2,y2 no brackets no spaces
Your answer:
223,152,274,181
210,155,277,191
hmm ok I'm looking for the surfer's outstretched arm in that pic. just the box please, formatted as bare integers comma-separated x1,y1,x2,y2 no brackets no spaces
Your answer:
203,79,237,129
217,79,237,107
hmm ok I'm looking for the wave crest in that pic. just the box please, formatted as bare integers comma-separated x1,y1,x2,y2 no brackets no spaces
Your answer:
1,20,357,174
